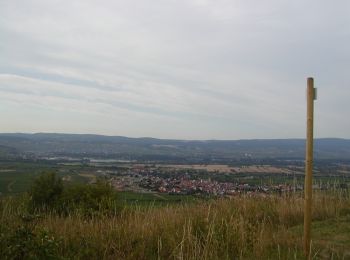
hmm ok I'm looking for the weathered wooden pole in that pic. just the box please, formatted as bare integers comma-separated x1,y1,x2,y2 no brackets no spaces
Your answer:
304,77,316,258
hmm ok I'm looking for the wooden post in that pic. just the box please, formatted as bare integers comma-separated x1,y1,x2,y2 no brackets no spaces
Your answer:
304,77,316,258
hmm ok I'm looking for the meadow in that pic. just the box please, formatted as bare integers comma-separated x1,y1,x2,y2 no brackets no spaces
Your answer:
1,190,349,259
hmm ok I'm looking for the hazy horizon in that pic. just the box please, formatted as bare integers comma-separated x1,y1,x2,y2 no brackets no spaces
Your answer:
1,131,349,142
1,1,349,139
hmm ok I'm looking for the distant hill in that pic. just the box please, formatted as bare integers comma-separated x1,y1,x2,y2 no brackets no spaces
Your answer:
0,133,350,161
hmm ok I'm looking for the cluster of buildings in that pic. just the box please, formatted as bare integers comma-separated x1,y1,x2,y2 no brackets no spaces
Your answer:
106,166,326,196
137,175,300,196
108,168,347,196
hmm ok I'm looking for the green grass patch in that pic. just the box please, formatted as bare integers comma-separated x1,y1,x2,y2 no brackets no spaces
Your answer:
118,191,200,207
287,213,350,259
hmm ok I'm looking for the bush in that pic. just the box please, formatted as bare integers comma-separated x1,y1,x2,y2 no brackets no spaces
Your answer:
1,225,61,259
29,172,63,211
28,173,121,216
0,212,61,260
58,180,120,216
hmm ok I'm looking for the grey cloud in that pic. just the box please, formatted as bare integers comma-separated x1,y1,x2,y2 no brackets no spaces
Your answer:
0,0,349,139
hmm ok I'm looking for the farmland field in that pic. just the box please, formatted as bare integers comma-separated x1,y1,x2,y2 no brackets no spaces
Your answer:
159,164,294,174
0,161,95,195
0,171,38,195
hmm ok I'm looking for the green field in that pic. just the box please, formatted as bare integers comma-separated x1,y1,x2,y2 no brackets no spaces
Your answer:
118,191,201,207
0,171,37,195
0,161,95,195
0,161,54,195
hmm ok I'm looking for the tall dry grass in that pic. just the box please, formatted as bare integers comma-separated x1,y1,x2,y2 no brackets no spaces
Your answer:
1,191,349,259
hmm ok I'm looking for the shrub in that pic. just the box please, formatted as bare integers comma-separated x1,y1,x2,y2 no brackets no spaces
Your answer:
28,173,121,216
58,180,120,216
0,212,61,260
29,172,63,211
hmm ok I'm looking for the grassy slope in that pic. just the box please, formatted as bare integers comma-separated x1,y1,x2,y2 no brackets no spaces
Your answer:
1,191,349,259
290,214,350,259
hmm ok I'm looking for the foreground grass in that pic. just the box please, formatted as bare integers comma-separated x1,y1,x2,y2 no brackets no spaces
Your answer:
1,191,350,259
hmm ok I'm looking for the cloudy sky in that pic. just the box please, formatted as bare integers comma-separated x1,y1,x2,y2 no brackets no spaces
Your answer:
0,0,349,139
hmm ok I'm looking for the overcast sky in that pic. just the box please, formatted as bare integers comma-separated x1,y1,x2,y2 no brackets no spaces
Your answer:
0,0,349,139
